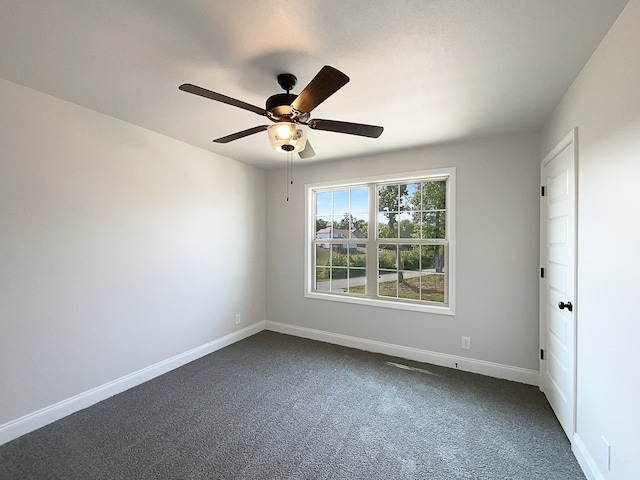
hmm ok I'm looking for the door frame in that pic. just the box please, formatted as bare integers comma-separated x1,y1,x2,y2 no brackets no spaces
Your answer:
539,127,578,440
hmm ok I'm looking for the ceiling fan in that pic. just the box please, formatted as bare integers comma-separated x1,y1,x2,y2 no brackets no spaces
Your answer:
179,66,384,159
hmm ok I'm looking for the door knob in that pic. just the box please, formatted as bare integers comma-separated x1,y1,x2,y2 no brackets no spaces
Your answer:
558,301,573,312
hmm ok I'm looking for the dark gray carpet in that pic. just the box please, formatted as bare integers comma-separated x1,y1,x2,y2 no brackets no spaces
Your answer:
0,331,585,479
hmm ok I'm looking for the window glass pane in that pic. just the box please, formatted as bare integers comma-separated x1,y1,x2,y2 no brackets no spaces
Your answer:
333,189,349,216
421,181,446,210
331,268,347,292
315,268,330,291
316,191,333,216
347,268,366,295
378,244,397,269
378,212,398,238
421,245,445,274
332,216,349,238
404,183,419,211
315,244,331,267
348,244,366,267
377,269,398,298
399,245,421,300
331,267,348,280
398,212,417,238
351,187,369,214
349,213,368,239
421,211,446,239
399,244,420,272
420,274,445,303
398,271,421,300
378,185,399,212
315,216,332,238
332,245,348,266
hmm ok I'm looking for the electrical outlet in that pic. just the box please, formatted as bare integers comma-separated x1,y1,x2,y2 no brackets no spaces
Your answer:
235,314,241,325
461,336,471,350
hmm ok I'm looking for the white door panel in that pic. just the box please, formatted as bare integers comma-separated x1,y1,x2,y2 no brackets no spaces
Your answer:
540,129,577,441
548,307,567,344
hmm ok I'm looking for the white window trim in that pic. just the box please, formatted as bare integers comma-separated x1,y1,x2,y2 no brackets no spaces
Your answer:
304,167,456,315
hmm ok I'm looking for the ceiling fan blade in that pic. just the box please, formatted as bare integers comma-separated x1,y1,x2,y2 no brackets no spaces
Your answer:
179,83,267,116
290,66,350,115
213,125,269,143
299,141,315,159
308,119,384,138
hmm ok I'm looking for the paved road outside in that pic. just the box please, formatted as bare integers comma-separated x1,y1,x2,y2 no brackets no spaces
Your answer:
317,270,426,292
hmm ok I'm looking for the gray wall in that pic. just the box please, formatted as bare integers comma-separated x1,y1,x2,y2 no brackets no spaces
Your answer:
0,79,266,427
541,0,640,477
266,132,541,371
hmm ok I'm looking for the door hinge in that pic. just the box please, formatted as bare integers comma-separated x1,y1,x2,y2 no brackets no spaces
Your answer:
540,349,545,360
540,267,545,278
541,185,546,196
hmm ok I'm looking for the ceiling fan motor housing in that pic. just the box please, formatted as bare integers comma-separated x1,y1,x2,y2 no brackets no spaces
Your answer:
266,93,298,119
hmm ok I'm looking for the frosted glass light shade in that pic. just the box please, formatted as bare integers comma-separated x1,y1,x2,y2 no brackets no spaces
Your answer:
267,122,308,153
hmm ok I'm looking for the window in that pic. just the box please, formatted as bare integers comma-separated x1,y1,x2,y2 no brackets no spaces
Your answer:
305,168,455,315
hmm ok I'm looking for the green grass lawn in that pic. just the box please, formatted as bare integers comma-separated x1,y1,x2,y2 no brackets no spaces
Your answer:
350,274,444,302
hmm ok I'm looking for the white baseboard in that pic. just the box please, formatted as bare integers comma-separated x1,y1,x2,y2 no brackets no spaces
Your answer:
572,433,604,480
0,321,265,447
266,320,539,386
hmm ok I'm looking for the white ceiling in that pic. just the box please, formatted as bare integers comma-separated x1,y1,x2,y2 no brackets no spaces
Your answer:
0,0,629,169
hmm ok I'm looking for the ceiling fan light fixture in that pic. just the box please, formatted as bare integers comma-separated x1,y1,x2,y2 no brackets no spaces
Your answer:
267,122,307,153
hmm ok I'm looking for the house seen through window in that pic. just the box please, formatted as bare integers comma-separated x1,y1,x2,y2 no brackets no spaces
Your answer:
306,168,455,314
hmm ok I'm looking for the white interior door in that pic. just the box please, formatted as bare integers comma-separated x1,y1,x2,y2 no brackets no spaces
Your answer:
539,129,577,441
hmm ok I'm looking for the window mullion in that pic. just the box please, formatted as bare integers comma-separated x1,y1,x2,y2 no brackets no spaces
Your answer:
366,182,377,298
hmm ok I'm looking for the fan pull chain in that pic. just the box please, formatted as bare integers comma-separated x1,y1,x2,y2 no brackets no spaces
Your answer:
286,151,294,202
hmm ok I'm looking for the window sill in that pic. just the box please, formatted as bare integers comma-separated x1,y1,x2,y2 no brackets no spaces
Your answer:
304,291,455,316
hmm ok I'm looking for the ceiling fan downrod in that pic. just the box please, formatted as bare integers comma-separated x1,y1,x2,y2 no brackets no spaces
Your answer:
277,73,297,93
